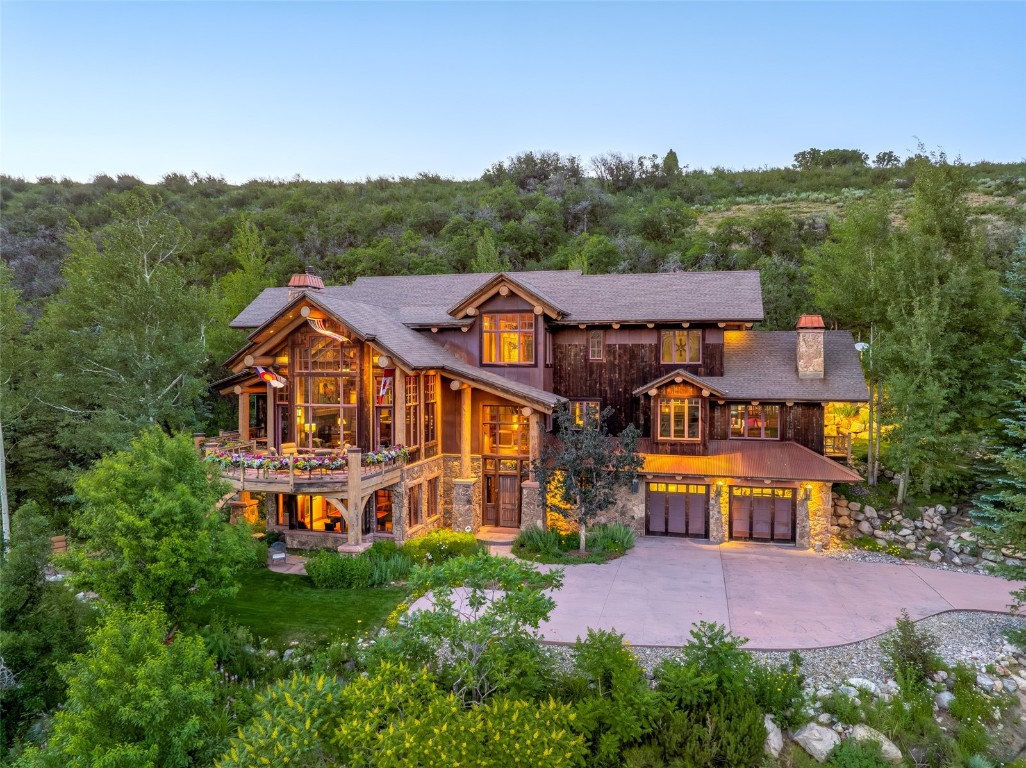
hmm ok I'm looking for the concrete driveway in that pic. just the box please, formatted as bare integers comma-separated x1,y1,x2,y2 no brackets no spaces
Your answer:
540,538,1024,650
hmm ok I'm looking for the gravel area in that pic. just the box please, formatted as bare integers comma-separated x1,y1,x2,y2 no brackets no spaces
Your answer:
822,541,994,575
543,611,1026,689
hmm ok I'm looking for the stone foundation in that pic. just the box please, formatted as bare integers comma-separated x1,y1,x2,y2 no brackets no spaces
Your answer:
520,481,544,530
452,478,480,533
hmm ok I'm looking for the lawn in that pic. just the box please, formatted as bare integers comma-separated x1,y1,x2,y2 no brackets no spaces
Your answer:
190,568,407,645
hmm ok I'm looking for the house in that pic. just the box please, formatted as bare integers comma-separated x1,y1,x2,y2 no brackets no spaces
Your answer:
211,268,867,551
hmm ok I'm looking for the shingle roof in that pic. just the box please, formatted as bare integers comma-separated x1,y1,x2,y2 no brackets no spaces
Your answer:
229,269,764,329
716,331,869,402
643,440,862,483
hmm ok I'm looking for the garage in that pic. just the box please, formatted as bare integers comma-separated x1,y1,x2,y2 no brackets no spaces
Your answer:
646,482,708,538
729,486,795,543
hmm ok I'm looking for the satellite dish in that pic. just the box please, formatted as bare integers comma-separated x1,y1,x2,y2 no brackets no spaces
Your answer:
854,342,869,353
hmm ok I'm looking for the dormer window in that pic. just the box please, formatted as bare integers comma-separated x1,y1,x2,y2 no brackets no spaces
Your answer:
660,329,702,364
483,313,535,365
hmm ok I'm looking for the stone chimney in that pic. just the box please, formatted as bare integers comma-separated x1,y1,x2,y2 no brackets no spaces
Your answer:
796,314,825,379
288,266,324,301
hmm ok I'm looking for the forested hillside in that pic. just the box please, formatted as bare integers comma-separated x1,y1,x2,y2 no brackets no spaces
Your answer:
2,148,1025,514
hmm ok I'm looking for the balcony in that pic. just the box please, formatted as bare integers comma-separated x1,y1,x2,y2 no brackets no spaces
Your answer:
202,439,407,496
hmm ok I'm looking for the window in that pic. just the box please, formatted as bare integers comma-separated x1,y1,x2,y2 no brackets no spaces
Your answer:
373,371,394,449
408,483,422,528
729,404,780,440
293,331,358,449
570,400,601,428
482,405,529,456
426,476,439,520
658,398,701,440
588,330,604,361
423,374,437,445
660,329,702,364
404,374,420,449
483,313,535,365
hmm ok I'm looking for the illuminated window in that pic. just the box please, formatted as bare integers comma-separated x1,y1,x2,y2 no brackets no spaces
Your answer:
404,374,420,449
293,331,358,449
658,398,701,440
482,405,529,456
483,313,535,365
588,330,604,360
423,375,437,445
570,400,601,427
660,330,702,364
408,483,422,528
729,404,780,440
373,371,393,449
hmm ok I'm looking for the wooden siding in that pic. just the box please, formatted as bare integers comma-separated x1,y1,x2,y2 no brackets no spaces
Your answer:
551,326,723,434
707,402,825,454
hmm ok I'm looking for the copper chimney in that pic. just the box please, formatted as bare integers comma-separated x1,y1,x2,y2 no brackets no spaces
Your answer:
288,266,324,301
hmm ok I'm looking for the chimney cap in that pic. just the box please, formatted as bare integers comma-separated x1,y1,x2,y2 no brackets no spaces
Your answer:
288,268,324,290
796,314,825,330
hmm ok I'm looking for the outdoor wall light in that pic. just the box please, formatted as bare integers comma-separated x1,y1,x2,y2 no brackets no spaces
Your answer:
376,355,391,368
631,478,639,494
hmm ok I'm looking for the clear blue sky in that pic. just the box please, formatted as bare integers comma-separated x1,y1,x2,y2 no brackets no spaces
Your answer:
2,1,1023,183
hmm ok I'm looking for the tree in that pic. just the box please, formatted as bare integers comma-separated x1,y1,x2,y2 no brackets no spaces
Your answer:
661,149,683,178
31,191,210,462
371,553,562,704
0,502,90,751
205,216,275,367
63,428,254,621
468,229,510,273
874,151,901,168
19,607,220,768
534,403,643,552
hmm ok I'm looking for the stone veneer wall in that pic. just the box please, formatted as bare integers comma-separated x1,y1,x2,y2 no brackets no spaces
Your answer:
520,481,544,530
391,455,445,544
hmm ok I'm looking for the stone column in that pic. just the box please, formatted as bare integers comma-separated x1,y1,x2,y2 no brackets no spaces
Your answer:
805,482,832,551
453,478,480,533
520,480,543,530
460,385,472,479
708,481,729,544
346,448,363,545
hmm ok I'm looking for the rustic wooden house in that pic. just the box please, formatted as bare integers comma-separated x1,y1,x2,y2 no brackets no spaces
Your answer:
212,268,866,551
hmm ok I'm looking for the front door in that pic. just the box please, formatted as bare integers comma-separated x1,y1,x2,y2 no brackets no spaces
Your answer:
482,458,524,527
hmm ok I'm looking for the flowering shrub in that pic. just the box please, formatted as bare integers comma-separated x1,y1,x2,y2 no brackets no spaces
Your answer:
402,529,480,565
362,445,410,465
203,446,409,474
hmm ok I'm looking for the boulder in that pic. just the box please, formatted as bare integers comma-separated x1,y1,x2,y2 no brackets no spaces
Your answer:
792,723,841,763
847,501,862,512
977,673,996,692
764,715,784,758
851,724,903,764
847,678,880,697
928,549,943,563
935,691,955,709
837,684,859,698
863,505,878,519
857,521,874,535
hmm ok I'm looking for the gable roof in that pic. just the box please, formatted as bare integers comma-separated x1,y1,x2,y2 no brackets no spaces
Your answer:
632,369,726,397
447,272,567,319
230,269,764,329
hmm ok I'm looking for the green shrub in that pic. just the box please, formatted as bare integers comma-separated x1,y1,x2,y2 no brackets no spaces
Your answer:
826,738,890,768
249,537,269,568
514,526,564,556
588,523,636,553
402,529,480,564
879,610,943,680
368,552,413,586
572,629,660,767
821,691,864,725
367,539,400,558
949,663,1001,758
750,651,807,730
305,550,373,589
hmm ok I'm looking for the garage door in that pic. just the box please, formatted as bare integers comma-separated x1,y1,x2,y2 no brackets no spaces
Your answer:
647,483,708,538
730,487,795,543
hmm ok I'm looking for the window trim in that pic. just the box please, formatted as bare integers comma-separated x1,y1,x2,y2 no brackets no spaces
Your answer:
659,329,703,365
481,312,538,367
728,403,781,440
657,397,702,441
587,329,604,361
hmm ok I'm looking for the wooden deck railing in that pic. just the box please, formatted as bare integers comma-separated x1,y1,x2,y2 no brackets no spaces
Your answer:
824,433,852,459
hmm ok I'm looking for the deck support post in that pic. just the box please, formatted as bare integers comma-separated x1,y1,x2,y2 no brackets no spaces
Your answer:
238,392,250,442
460,385,472,479
346,448,363,545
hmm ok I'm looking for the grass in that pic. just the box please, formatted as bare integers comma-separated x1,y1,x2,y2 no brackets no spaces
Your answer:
189,568,407,645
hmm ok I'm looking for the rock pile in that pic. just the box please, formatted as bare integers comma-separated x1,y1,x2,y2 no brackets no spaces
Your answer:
830,493,1024,571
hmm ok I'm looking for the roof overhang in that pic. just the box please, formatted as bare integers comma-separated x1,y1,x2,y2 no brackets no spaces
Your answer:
448,272,566,320
632,369,725,398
